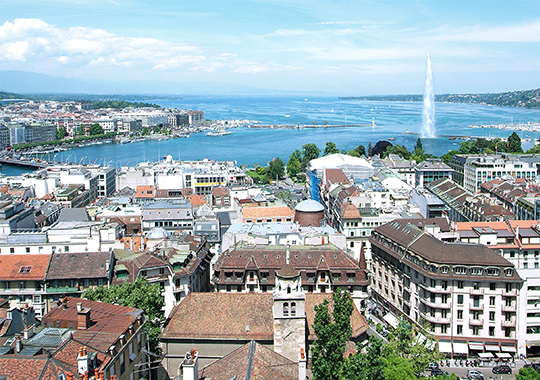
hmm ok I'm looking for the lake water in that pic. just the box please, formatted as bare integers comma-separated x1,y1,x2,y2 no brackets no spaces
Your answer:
3,96,540,174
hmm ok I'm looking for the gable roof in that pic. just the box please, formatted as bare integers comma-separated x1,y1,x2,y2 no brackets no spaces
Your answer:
46,251,110,280
161,292,368,342
0,255,51,281
198,340,298,380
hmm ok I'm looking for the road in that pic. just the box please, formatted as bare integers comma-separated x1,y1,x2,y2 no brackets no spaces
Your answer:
425,362,524,380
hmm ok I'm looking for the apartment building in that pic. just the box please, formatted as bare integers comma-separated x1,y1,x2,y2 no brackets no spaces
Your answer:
370,218,523,357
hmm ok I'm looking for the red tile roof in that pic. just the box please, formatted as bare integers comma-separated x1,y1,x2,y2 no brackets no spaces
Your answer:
0,254,51,281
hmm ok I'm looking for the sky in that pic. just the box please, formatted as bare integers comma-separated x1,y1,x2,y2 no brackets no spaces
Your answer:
1,0,540,95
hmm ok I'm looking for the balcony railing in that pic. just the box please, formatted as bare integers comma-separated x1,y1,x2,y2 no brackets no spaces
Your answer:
469,302,484,310
46,286,80,294
469,318,484,326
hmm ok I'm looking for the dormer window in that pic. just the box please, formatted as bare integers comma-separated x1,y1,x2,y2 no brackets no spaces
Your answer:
454,267,467,275
470,268,483,276
505,268,514,277
440,266,449,274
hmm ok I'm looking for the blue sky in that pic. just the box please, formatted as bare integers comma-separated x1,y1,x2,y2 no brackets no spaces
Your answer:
1,0,540,95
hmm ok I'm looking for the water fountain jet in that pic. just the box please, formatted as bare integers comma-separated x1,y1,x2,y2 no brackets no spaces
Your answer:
422,52,436,138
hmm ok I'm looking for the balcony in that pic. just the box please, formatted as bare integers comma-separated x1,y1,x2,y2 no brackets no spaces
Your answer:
421,312,451,324
46,286,80,294
469,302,484,310
502,304,516,312
503,289,517,296
469,318,484,326
501,318,516,327
420,298,452,309
470,288,484,295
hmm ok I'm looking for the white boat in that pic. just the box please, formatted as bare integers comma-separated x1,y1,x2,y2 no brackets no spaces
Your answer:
207,129,233,136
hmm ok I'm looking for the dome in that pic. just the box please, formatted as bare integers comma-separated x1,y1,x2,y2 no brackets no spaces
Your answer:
147,227,171,240
295,199,324,213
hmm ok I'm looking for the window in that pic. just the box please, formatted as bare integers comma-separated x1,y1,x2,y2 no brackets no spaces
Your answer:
457,310,463,320
291,302,296,316
455,267,467,275
489,311,495,321
473,282,480,290
25,247,30,253
440,266,449,274
490,296,495,306
505,298,512,307
458,281,464,289
442,281,448,290
283,302,289,316
442,294,448,304
505,269,514,277
505,327,512,337
506,283,513,292
489,326,495,336
457,325,463,335
441,325,448,334
472,326,480,336
471,268,483,276
490,283,496,291
457,295,464,305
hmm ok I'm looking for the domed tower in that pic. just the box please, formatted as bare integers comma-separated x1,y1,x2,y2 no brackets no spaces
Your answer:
294,199,325,227
273,247,306,363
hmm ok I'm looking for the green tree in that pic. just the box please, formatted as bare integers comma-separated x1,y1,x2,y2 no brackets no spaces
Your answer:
517,367,540,380
78,125,86,136
414,137,423,154
287,154,301,178
458,139,480,154
440,150,458,164
83,277,164,353
323,141,340,156
55,127,66,140
311,289,353,380
385,144,411,160
354,145,366,156
152,125,161,133
89,123,104,136
343,337,385,380
267,157,285,180
382,320,442,375
367,142,373,157
508,132,524,153
302,143,321,163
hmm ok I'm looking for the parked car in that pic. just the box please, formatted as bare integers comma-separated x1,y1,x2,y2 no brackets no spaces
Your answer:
467,369,485,380
428,362,440,370
431,368,447,377
492,365,512,374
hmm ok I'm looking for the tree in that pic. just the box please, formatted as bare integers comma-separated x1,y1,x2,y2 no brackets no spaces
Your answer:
55,127,66,140
382,320,442,375
89,123,104,136
385,144,411,160
78,125,86,136
414,137,423,154
517,367,540,380
323,141,340,156
267,157,285,180
508,132,524,153
287,154,301,178
354,144,366,157
311,289,354,380
367,142,373,157
440,150,458,164
343,337,385,380
302,143,320,163
83,277,164,353
371,140,393,157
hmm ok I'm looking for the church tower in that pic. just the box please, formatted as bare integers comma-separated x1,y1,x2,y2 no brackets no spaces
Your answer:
273,246,306,362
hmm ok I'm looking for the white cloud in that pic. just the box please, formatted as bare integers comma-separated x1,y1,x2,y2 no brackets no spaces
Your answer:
445,20,540,42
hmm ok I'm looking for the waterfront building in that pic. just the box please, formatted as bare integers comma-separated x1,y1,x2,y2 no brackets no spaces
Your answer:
374,154,417,187
7,123,55,146
0,125,10,149
92,116,117,133
370,218,523,357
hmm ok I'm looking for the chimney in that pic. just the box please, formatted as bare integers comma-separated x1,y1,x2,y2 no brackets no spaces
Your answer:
78,346,89,376
179,348,198,380
77,305,91,330
298,347,307,380
23,324,35,340
15,336,23,353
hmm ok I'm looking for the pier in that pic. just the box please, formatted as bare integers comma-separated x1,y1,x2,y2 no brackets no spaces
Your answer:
0,158,48,169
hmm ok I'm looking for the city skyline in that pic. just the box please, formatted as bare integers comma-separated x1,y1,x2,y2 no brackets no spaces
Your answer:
1,0,540,95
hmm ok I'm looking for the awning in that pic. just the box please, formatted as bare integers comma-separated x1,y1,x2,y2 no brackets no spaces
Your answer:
383,313,399,328
501,346,517,353
453,342,469,355
468,343,484,351
438,342,452,353
496,352,512,359
478,352,494,359
485,345,500,352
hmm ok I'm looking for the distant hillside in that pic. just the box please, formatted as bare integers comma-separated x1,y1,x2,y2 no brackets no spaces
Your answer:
0,91,32,100
340,88,540,109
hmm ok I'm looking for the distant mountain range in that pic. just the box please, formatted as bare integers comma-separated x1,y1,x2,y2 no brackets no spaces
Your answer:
340,88,540,109
0,70,310,97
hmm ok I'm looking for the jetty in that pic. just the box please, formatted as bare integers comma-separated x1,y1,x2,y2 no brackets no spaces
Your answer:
0,157,48,169
248,123,373,129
